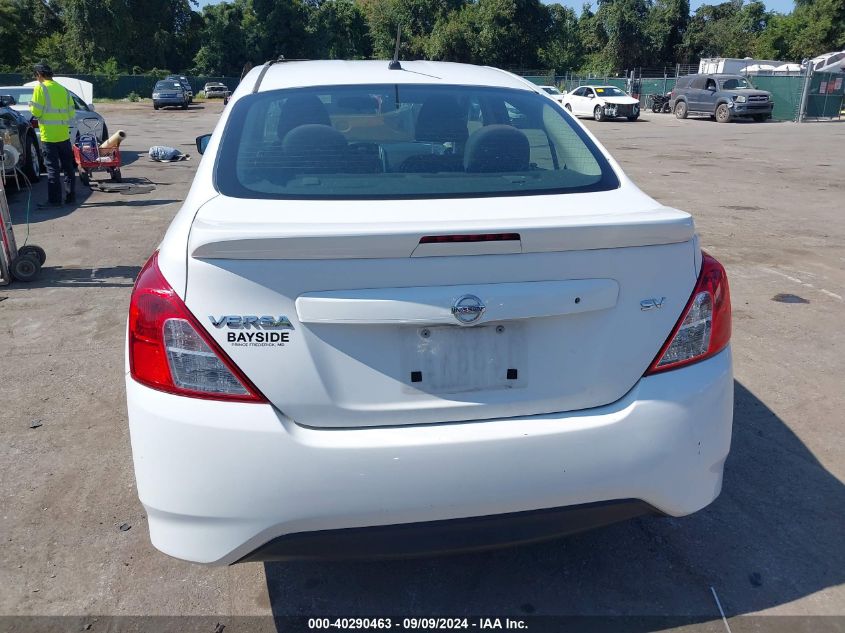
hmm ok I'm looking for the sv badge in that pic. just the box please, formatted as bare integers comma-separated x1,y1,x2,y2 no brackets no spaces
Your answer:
640,297,666,311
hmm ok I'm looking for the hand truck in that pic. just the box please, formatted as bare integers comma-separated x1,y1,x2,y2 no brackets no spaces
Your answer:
1,139,46,285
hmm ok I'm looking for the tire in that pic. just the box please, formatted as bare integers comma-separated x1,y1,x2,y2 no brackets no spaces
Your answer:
715,103,731,123
181,102,188,110
100,124,109,144
674,100,688,119
11,255,40,282
593,105,605,122
18,245,46,266
79,171,90,186
154,103,160,110
627,114,639,121
753,114,767,122
110,168,122,182
23,135,40,183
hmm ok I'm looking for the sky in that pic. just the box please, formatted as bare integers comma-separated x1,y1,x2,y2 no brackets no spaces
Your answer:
195,0,797,17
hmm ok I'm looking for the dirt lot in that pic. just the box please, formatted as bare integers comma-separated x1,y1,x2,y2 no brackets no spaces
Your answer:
1,102,843,631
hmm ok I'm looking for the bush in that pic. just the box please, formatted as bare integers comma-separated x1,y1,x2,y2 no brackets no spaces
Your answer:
127,91,140,102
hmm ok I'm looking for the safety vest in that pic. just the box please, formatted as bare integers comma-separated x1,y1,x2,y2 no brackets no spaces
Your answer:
29,80,74,143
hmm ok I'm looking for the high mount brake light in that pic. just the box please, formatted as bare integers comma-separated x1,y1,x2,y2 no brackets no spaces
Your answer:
646,251,731,375
128,252,266,402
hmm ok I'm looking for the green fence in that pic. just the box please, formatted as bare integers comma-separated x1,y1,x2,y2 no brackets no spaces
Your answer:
0,73,240,100
750,74,805,121
804,72,845,119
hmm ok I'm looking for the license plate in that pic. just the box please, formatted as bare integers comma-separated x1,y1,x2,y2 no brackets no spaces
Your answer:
400,324,525,394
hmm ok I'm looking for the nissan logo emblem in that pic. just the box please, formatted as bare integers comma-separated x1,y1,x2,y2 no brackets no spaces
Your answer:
451,294,486,324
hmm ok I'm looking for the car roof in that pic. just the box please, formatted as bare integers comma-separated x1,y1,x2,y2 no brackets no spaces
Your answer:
251,60,533,93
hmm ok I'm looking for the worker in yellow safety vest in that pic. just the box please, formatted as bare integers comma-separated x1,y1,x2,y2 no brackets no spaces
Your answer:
29,62,77,208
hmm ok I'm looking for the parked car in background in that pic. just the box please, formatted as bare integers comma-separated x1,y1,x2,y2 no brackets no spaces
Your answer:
539,85,566,105
0,85,108,144
167,75,193,103
562,85,641,121
203,82,230,99
671,74,773,123
0,97,42,181
152,80,189,110
127,59,733,565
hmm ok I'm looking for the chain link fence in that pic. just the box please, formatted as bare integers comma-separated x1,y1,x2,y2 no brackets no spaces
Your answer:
517,66,844,122
0,73,241,100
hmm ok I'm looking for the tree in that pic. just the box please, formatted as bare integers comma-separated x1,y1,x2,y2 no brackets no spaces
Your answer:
248,0,310,61
645,0,689,67
361,0,466,59
538,4,583,71
595,0,650,71
308,0,372,59
193,0,249,75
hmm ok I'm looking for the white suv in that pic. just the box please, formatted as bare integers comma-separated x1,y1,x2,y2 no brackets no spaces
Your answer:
126,60,733,564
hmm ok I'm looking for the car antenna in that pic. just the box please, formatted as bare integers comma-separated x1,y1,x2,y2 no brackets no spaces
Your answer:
388,25,402,70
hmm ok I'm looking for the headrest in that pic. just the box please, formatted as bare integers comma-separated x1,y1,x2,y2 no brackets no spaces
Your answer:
281,124,347,173
415,95,468,143
463,125,530,173
277,95,331,142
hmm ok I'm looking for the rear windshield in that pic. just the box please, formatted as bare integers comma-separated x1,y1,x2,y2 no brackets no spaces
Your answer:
215,84,618,200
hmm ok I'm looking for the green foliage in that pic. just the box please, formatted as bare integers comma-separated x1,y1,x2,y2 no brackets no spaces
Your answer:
2,0,843,80
127,91,141,101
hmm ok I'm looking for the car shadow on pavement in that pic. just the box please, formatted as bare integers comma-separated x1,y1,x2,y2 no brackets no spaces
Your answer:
263,380,844,628
10,264,141,289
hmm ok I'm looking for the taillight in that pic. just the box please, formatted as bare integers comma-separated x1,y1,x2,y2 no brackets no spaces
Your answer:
646,251,731,374
128,252,266,402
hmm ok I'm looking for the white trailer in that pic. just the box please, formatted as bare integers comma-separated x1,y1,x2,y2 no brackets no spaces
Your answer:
698,57,788,74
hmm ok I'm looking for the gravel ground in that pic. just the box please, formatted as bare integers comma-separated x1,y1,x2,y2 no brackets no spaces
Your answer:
1,102,842,631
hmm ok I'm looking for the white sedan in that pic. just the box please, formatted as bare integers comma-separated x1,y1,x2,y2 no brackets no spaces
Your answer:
126,59,732,564
562,85,641,121
539,85,566,105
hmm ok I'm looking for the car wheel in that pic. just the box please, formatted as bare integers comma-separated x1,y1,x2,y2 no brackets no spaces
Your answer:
627,114,639,122
593,105,604,122
100,124,109,144
154,103,160,110
715,104,731,123
23,135,41,183
182,102,188,110
674,100,688,119
752,114,767,122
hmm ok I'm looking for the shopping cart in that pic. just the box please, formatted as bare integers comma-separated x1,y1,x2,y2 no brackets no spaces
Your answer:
73,134,122,185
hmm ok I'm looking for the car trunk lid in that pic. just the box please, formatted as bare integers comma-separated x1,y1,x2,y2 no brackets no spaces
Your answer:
183,191,698,428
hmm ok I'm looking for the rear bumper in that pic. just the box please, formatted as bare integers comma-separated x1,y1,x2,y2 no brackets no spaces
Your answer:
238,500,659,562
126,347,733,564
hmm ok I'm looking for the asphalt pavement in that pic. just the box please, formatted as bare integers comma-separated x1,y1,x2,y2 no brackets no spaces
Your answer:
1,102,842,632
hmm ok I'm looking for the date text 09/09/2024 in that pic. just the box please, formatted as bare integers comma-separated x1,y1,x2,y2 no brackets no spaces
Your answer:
308,618,528,630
